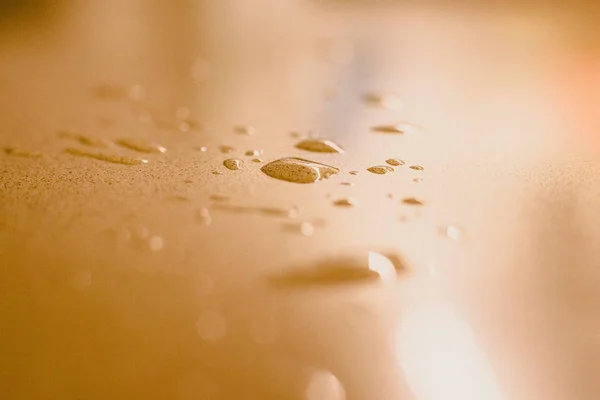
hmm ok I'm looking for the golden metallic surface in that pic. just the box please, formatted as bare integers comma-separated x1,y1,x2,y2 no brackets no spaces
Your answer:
1,1,600,399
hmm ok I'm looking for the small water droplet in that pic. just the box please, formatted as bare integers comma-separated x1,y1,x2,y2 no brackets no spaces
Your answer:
413,178,423,183
441,225,463,241
223,159,243,170
387,193,394,199
333,198,357,207
58,131,110,148
179,121,191,132
148,236,164,251
245,149,261,157
270,250,404,287
410,165,424,171
386,159,405,167
211,170,223,175
184,179,194,184
252,158,263,163
290,131,303,138
128,84,146,101
195,146,208,152
234,125,256,135
65,148,148,165
363,93,403,111
372,123,419,134
196,310,227,343
367,166,394,175
306,370,346,400
4,147,43,158
340,182,354,186
261,157,339,184
116,139,166,154
210,195,230,202
219,145,235,154
295,139,344,153
402,197,425,206
176,107,190,120
349,171,359,176
195,208,212,225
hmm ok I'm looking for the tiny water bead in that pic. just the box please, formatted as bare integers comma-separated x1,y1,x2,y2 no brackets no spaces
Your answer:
363,92,403,111
58,131,110,148
261,157,339,184
195,146,208,152
367,166,394,175
210,195,230,202
333,198,357,207
349,171,359,176
195,208,212,226
413,178,423,183
223,159,243,170
410,165,424,171
234,125,256,135
66,148,148,165
386,159,405,167
402,197,425,206
441,225,464,241
211,171,223,175
281,222,315,236
340,182,354,186
372,123,418,134
219,145,235,154
252,158,263,163
245,149,262,157
148,236,164,251
294,138,344,154
115,139,167,154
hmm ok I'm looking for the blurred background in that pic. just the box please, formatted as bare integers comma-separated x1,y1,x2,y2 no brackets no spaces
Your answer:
2,1,600,399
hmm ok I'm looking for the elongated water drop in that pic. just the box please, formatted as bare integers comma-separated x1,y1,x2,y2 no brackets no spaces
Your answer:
261,157,339,184
386,159,405,167
295,139,344,154
66,148,147,165
4,147,43,158
410,165,424,171
116,139,166,154
333,198,357,207
402,197,425,206
367,166,394,175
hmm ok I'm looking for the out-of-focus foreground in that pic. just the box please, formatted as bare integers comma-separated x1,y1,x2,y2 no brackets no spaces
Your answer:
2,1,600,399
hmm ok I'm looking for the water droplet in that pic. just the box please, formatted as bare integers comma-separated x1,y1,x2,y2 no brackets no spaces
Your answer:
179,121,191,132
402,197,425,206
386,159,405,167
410,165,424,171
270,250,404,287
372,123,418,134
128,84,146,101
306,371,346,400
387,193,394,199
211,171,223,175
367,166,394,175
441,225,463,241
195,208,212,225
223,159,243,170
58,131,110,148
213,204,299,219
210,195,230,202
340,182,354,186
261,157,339,184
363,93,403,111
4,147,43,158
195,146,208,152
252,158,263,163
234,125,256,135
413,178,423,183
190,57,212,82
219,145,235,154
65,148,148,165
115,139,167,154
245,149,261,157
349,171,359,176
333,198,357,207
295,139,344,153
184,179,194,184
148,236,164,251
176,107,190,120
290,131,303,138
196,310,227,343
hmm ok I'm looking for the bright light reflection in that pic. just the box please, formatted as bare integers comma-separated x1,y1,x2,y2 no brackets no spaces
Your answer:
368,251,397,282
397,306,503,400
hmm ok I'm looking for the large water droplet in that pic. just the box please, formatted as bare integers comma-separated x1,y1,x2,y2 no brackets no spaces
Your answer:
261,157,339,184
65,148,148,165
295,139,344,154
367,166,394,175
115,139,167,154
386,159,405,167
223,159,243,170
269,250,404,287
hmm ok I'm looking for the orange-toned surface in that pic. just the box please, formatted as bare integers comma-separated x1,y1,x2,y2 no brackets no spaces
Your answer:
1,1,600,399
